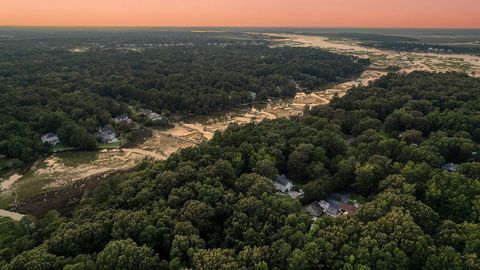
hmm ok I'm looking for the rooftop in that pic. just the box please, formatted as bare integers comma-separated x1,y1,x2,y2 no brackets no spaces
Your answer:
275,175,291,186
442,163,458,172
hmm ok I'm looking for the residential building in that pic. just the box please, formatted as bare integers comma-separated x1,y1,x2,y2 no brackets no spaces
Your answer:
274,175,294,193
41,133,60,146
96,127,117,143
113,115,133,124
249,91,257,100
306,192,359,218
139,109,163,121
139,109,154,115
442,163,458,173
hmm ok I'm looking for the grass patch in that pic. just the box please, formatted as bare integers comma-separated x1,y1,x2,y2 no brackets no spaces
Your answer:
0,151,102,208
56,152,97,167
0,169,44,208
51,144,75,153
98,140,123,149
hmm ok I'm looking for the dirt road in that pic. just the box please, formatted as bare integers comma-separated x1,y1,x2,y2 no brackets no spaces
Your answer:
0,209,24,221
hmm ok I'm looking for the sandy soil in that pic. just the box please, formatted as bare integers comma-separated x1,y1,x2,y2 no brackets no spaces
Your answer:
1,174,22,190
0,209,24,221
0,150,147,194
267,34,480,77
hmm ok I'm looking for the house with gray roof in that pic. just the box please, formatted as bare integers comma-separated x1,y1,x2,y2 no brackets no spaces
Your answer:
442,163,458,173
274,175,293,194
96,127,117,143
41,133,60,146
306,192,359,218
139,108,164,122
113,115,132,124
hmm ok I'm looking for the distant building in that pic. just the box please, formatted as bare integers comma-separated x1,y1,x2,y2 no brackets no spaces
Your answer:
319,200,343,216
306,193,359,218
274,175,294,194
148,112,163,121
113,115,132,124
139,109,163,121
249,91,257,100
442,163,458,173
317,199,358,217
41,133,60,146
139,109,154,116
96,127,117,143
306,201,325,217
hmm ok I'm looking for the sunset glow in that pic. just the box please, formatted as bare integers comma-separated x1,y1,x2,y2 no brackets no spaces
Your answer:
1,0,479,28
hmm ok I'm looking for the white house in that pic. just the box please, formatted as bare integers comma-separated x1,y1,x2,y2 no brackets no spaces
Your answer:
139,109,163,121
41,133,60,146
274,175,294,194
97,127,117,143
113,115,133,124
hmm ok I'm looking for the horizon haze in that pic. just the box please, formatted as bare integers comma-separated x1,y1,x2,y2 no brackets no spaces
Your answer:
1,0,480,28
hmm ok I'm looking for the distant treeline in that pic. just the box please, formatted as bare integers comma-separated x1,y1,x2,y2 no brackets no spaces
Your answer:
302,32,418,42
361,41,480,55
298,32,480,56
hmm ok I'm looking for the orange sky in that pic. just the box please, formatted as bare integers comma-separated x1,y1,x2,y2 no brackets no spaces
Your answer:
1,0,479,28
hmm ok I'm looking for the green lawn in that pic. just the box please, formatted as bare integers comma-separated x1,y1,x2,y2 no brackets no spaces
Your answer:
55,152,98,167
98,140,123,149
51,144,75,153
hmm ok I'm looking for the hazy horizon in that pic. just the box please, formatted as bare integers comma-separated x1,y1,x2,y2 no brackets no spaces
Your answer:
1,0,479,29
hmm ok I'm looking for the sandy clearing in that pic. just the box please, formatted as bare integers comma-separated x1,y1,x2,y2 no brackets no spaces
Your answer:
122,148,167,161
23,150,146,190
0,209,24,221
183,123,215,140
265,33,480,77
260,111,277,120
1,174,22,190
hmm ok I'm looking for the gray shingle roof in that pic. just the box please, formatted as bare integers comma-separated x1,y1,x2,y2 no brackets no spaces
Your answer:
275,175,290,186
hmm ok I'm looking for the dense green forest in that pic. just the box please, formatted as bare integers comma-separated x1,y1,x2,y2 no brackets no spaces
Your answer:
1,72,479,269
0,31,367,166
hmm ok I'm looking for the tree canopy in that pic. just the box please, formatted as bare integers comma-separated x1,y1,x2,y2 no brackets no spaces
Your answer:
0,72,479,269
